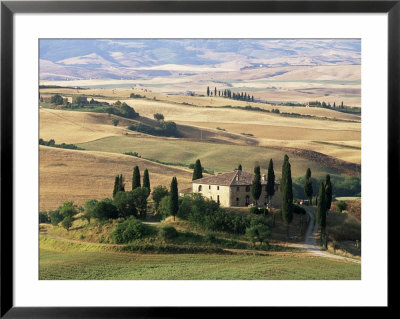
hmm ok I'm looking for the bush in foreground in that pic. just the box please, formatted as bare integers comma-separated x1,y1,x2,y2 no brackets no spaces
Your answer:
111,217,149,244
158,225,178,240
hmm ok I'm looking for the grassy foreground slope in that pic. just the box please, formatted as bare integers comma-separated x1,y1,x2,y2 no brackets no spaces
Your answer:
40,248,361,280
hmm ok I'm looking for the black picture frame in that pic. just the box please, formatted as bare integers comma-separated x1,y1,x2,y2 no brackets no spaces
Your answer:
1,0,396,317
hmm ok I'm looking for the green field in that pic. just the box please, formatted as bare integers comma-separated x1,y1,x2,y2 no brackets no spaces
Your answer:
78,136,338,177
40,248,360,280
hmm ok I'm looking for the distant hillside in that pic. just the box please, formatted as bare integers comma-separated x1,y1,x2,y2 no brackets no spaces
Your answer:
40,39,361,80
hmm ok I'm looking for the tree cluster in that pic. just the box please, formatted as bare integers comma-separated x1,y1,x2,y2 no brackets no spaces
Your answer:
206,86,254,102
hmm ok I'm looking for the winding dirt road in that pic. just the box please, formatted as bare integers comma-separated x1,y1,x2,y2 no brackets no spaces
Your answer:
285,206,361,264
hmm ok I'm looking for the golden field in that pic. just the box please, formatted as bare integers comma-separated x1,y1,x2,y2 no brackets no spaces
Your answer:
39,146,193,210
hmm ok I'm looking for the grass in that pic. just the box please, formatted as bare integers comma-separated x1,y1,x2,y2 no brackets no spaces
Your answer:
312,141,361,150
326,211,361,241
77,136,339,177
39,245,361,280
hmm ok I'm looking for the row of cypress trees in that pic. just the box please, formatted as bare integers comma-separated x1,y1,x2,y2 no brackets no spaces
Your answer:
112,166,179,221
250,159,276,206
113,166,151,197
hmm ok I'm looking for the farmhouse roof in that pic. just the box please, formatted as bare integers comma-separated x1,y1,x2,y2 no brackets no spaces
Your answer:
192,170,280,186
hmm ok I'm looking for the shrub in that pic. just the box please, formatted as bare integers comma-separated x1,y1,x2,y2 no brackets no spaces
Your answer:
337,200,348,212
245,224,271,245
249,206,260,214
111,217,148,243
112,119,119,126
153,113,164,121
61,216,74,231
158,196,171,220
50,94,64,105
48,210,63,226
205,232,217,242
130,93,143,98
59,201,79,218
92,198,119,220
159,225,178,240
39,211,50,224
82,199,98,224
113,191,138,219
152,185,169,211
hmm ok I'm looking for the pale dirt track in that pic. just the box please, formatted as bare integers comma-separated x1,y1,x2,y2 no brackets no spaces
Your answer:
283,206,361,264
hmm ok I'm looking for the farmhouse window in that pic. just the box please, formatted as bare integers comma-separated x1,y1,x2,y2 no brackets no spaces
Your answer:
237,186,240,191
217,195,220,204
236,197,239,206
217,186,219,190
245,195,250,206
209,185,211,189
198,185,202,191
245,186,250,192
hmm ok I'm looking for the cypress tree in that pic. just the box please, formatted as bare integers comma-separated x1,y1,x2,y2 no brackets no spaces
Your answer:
266,159,275,202
251,166,262,206
113,174,125,197
317,182,327,237
113,175,120,198
324,174,332,210
281,155,293,234
143,169,150,197
304,168,313,204
207,86,210,96
192,159,203,180
119,174,125,192
214,87,217,96
170,177,179,221
237,164,242,171
132,166,141,190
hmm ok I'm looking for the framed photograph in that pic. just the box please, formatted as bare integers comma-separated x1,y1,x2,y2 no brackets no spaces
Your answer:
1,0,396,316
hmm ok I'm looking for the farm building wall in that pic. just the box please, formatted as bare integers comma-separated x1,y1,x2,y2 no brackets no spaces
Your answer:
192,183,231,207
192,182,281,208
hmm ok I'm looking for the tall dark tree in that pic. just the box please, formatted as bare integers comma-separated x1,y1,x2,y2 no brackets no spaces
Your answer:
169,177,179,221
214,87,217,96
317,182,327,237
266,159,275,202
131,187,148,219
237,164,242,171
192,159,203,180
143,168,150,197
324,174,332,210
132,166,141,190
113,175,120,198
113,174,125,198
304,168,313,204
207,86,210,96
119,174,125,192
251,166,262,206
281,155,293,234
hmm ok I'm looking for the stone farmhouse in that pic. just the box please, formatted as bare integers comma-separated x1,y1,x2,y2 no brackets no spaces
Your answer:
192,169,281,208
